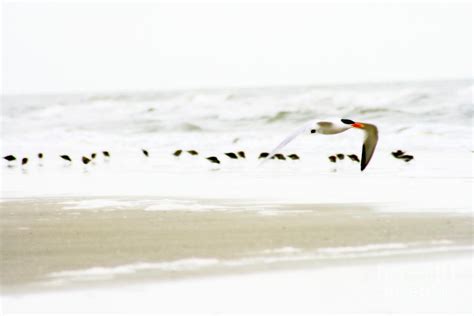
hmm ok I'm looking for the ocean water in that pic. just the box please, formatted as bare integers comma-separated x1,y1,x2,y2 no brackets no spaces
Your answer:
1,80,472,211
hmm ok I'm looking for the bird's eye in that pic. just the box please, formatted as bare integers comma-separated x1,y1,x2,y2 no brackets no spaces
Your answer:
341,119,355,125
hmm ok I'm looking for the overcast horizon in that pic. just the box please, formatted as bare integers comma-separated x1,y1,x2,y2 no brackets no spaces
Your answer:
2,1,472,95
1,77,472,98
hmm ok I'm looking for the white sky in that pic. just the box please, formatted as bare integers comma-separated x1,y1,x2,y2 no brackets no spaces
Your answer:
1,0,472,94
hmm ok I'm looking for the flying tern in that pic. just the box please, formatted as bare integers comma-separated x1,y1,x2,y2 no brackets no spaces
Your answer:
262,118,378,171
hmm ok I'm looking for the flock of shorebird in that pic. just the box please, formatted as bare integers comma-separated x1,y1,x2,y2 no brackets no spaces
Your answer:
2,118,415,170
2,151,112,167
2,148,412,168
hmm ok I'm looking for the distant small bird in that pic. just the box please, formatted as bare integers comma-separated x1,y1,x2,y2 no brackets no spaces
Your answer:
347,154,360,162
142,149,149,157
336,153,345,160
258,152,270,159
328,155,337,163
272,153,286,160
206,156,220,164
173,150,183,157
38,153,44,159
82,156,91,165
60,155,72,162
103,151,110,158
21,157,28,165
91,153,97,159
287,154,300,160
225,152,238,159
399,154,414,162
3,155,16,162
237,151,246,158
187,150,199,156
392,150,405,158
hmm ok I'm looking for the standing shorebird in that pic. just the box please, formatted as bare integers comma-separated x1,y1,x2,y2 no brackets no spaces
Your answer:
262,118,378,171
272,153,286,160
60,155,72,162
225,152,239,159
391,150,405,158
400,155,414,162
3,155,17,168
3,155,16,162
37,153,44,166
206,156,221,164
347,154,360,162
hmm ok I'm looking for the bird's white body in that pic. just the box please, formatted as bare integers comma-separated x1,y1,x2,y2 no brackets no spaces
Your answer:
263,118,378,171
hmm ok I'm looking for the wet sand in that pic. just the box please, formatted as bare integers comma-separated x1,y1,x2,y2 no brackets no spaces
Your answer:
0,197,472,294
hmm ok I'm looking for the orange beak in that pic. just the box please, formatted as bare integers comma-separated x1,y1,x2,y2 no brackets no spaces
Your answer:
352,122,364,128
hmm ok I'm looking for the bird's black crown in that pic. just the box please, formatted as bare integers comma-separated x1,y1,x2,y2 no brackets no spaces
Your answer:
341,119,355,125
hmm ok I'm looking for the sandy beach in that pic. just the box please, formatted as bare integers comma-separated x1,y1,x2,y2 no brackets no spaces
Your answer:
1,197,472,295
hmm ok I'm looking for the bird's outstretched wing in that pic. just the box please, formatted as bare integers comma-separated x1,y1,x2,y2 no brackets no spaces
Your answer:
360,123,378,171
261,120,318,164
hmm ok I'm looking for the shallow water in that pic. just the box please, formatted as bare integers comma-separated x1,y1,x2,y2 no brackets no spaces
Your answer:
1,80,472,212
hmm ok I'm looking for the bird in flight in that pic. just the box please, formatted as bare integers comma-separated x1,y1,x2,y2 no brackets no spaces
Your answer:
262,118,378,171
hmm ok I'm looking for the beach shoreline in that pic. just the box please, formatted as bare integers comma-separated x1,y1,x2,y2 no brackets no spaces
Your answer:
1,196,472,296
